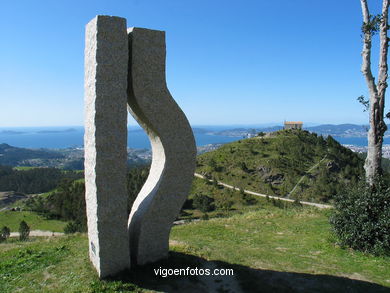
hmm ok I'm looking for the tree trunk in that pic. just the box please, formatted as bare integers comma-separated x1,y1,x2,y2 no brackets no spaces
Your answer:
360,0,389,185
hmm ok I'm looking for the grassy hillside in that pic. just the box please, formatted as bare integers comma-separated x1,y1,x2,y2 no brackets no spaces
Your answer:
0,165,83,196
196,129,364,203
182,176,268,221
1,204,389,292
0,211,66,232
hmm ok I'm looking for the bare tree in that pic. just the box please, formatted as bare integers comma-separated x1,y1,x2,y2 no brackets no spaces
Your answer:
360,0,389,185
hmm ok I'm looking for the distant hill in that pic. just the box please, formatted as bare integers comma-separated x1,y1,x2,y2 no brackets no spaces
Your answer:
0,144,151,169
207,123,373,138
0,143,64,166
305,124,369,137
196,129,364,203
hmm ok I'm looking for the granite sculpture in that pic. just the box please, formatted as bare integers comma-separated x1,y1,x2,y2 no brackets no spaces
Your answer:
84,15,196,278
84,15,130,278
127,27,197,265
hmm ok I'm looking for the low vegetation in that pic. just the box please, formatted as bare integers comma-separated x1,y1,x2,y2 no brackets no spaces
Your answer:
196,129,364,203
20,166,149,232
18,220,30,241
331,178,390,255
1,203,389,292
1,131,389,291
0,165,83,194
0,226,10,242
0,211,66,232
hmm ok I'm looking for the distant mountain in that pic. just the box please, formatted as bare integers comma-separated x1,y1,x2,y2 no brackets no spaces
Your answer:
305,124,369,137
36,128,77,134
0,130,25,135
203,124,372,138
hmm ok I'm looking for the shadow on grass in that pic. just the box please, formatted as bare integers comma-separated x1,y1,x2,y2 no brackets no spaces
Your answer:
99,251,390,293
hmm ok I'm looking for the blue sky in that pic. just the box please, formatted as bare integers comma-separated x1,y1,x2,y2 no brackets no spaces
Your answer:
0,0,386,127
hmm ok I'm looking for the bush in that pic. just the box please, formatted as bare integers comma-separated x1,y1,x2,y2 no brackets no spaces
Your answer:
293,198,302,207
19,221,30,241
1,226,10,241
193,194,215,213
201,213,209,220
330,179,390,255
0,226,10,243
64,221,82,234
182,198,193,209
215,194,234,211
242,194,257,205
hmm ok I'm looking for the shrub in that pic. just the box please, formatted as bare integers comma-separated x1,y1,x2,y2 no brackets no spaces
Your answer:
242,194,257,205
193,194,215,213
201,213,209,220
64,221,82,234
271,198,284,209
19,221,30,241
182,198,193,209
293,198,302,207
215,194,234,211
330,179,390,255
0,226,11,242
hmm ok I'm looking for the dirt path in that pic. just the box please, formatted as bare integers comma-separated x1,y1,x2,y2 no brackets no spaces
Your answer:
194,173,332,209
9,230,64,237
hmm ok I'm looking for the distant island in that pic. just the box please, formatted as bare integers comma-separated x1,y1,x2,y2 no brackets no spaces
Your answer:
36,128,77,134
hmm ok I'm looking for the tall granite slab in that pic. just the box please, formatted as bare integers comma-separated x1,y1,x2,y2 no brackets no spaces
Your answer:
84,15,130,278
127,28,197,265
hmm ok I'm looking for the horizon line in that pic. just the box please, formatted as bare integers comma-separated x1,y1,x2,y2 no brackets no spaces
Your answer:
0,122,369,128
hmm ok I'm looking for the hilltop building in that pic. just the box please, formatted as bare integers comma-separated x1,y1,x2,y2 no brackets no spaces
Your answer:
284,121,303,130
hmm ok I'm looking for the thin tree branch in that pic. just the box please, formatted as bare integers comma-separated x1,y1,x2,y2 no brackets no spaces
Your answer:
377,0,389,102
360,0,378,98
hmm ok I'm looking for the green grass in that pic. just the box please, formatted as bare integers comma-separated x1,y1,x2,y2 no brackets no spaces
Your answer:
171,207,390,290
196,130,364,203
0,206,389,292
0,211,67,232
0,234,99,293
183,177,265,220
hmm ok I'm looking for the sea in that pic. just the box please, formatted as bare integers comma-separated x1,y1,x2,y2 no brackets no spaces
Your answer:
0,126,239,149
0,126,384,149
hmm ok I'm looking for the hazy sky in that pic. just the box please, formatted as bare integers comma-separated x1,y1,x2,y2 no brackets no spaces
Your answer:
0,0,386,127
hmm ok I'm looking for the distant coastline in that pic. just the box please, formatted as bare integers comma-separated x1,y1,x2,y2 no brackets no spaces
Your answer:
0,124,383,149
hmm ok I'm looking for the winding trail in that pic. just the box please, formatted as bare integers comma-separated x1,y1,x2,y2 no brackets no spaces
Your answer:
194,173,332,209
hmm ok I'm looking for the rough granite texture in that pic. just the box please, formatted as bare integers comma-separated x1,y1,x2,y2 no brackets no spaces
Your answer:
84,15,130,278
127,27,197,265
84,15,196,276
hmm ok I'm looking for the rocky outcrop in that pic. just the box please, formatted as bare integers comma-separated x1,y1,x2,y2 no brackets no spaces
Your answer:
264,173,284,185
326,161,340,172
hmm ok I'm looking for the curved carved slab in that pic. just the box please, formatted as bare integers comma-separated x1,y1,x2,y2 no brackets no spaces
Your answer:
127,28,197,265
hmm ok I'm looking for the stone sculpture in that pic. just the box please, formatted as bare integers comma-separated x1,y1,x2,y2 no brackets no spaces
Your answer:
84,16,130,278
127,27,197,265
84,15,196,278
